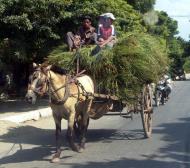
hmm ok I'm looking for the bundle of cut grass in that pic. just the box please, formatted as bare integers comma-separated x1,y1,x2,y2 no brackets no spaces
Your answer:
47,33,168,100
48,45,118,93
113,33,168,98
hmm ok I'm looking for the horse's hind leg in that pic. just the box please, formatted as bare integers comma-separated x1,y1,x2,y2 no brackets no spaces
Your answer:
79,116,89,151
79,99,92,150
73,114,82,138
67,110,80,152
51,117,62,163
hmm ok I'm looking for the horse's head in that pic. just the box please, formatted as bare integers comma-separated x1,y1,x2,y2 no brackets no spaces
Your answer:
25,63,51,104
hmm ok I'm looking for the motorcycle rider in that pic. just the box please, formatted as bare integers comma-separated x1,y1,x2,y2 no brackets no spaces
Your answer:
163,74,172,100
154,74,173,106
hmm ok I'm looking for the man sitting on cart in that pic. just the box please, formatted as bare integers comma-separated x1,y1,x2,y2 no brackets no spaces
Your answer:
66,16,97,51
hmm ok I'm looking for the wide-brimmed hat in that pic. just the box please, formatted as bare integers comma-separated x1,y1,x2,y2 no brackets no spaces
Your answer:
100,13,116,20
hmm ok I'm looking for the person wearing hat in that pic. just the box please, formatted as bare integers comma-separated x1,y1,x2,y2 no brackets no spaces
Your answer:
66,16,97,51
97,13,117,48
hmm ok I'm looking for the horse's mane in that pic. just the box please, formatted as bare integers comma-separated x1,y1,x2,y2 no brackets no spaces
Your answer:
50,65,68,75
40,62,68,75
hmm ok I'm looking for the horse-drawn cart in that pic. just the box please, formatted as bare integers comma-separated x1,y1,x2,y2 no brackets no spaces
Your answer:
84,83,153,138
26,33,168,162
26,63,154,162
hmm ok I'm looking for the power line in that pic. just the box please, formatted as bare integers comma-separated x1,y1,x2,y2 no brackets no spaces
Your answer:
170,15,190,17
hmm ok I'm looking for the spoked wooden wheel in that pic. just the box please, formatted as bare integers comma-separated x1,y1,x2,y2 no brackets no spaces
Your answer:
140,84,153,138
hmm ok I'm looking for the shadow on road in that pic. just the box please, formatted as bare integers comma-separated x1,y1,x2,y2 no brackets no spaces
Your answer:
0,117,190,167
61,117,190,168
0,98,49,113
0,123,146,165
61,157,182,168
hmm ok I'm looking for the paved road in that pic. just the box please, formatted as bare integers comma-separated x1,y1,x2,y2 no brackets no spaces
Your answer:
0,80,190,168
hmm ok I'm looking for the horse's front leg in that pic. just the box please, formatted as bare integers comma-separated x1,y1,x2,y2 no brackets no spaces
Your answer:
51,117,62,163
67,111,80,152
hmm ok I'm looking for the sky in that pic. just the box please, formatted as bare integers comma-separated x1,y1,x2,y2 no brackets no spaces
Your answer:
155,0,190,41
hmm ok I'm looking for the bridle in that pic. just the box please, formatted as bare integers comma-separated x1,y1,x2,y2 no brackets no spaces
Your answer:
28,68,48,96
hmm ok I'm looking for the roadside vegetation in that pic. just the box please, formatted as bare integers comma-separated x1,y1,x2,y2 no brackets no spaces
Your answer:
0,0,189,96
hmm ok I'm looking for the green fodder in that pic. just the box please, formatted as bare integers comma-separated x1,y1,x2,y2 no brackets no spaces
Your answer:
48,45,118,93
47,33,169,100
112,33,168,98
47,44,74,70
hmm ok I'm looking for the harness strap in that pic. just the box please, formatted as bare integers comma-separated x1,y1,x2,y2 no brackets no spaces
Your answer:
49,75,71,105
48,70,92,105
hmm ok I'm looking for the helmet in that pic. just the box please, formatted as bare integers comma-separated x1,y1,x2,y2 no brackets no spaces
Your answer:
164,75,169,79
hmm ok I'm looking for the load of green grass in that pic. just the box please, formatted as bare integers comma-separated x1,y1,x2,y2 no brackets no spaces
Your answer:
113,33,168,98
47,33,168,100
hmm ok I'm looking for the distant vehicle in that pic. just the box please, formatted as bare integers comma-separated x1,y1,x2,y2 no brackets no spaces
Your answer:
175,69,186,81
176,73,186,80
154,75,172,106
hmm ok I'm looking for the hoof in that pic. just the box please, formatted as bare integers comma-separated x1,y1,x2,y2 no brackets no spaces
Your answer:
51,153,60,163
71,144,80,152
51,156,60,163
78,147,84,153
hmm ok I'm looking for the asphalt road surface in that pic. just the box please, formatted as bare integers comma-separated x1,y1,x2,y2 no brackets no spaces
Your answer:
0,80,190,168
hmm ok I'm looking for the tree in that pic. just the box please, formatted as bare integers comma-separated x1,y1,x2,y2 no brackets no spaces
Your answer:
63,0,144,34
167,37,185,77
127,0,156,13
0,0,145,95
0,0,72,92
181,38,190,72
146,11,178,39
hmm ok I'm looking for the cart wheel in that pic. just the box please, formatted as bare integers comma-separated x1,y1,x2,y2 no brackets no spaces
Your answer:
141,84,153,138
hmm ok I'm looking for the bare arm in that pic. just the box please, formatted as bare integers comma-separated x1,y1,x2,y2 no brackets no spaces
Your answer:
98,36,116,48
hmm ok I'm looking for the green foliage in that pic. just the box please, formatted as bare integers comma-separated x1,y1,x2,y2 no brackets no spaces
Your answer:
168,38,184,59
0,0,72,64
0,0,183,96
144,10,183,78
146,11,178,38
183,58,190,73
64,0,144,34
183,40,190,58
168,37,185,77
0,0,144,66
0,0,73,91
127,0,156,13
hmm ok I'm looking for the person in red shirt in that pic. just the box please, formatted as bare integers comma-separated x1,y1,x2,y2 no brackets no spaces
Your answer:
91,13,117,56
97,13,117,48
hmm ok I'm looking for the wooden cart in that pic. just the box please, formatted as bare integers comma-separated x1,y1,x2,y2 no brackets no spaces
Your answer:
87,84,153,138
